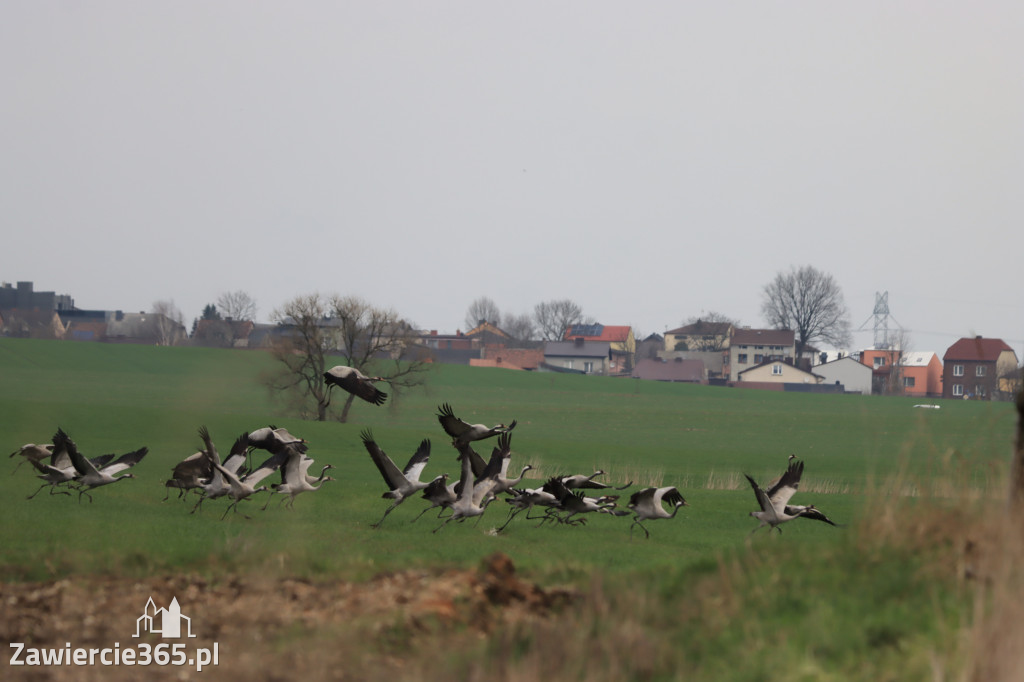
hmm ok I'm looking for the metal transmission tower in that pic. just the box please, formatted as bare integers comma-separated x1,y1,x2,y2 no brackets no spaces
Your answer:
858,291,903,349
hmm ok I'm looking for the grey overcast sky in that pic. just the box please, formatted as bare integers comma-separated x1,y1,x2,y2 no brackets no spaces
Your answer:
3,2,1022,357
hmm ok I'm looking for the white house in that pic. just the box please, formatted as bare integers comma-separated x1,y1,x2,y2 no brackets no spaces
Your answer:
813,356,873,395
737,359,822,385
543,339,611,375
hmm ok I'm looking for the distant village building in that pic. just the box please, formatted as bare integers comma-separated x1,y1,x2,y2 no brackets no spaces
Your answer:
0,281,74,312
632,357,707,384
726,328,796,382
664,320,733,352
0,309,66,339
564,324,635,374
471,347,544,371
193,318,256,348
543,338,612,375
942,336,1019,400
814,356,872,395
737,359,822,385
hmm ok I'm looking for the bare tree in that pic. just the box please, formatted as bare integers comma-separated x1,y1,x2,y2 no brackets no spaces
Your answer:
876,329,913,396
265,294,335,421
328,295,430,422
534,299,593,341
761,265,851,361
682,311,739,327
151,300,185,346
217,290,258,321
503,312,538,344
264,293,430,423
465,297,502,331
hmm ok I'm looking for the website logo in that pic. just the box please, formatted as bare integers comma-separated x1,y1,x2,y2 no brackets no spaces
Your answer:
10,595,217,672
134,597,196,639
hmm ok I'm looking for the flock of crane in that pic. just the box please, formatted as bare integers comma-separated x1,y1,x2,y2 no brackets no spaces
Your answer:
10,364,840,538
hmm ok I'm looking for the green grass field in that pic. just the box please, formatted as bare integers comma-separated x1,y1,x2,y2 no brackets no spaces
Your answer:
1,337,1019,680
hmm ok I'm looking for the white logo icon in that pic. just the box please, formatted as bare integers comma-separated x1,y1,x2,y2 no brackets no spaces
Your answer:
133,597,196,639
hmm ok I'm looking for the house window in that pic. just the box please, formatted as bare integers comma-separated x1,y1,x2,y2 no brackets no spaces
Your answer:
583,361,594,373
976,385,986,397
772,364,783,376
953,365,964,376
754,354,764,364
952,384,963,396
903,376,916,388
738,353,748,364
873,357,886,368
976,366,986,377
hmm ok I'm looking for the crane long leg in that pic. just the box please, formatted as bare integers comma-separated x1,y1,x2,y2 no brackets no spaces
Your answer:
26,484,50,500
629,519,650,540
78,489,93,504
409,505,435,523
524,508,551,522
371,501,400,529
221,500,241,520
497,508,523,532
49,486,71,497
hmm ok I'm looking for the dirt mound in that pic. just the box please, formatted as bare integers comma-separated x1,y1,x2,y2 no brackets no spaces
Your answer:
2,553,574,680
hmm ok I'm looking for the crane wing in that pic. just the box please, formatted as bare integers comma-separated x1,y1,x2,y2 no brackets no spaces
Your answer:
656,487,685,508
785,505,839,526
360,429,406,489
493,432,512,477
744,474,775,513
197,426,221,466
50,429,75,470
470,476,499,506
244,450,289,486
325,366,387,405
280,451,301,485
64,435,99,477
172,451,211,479
455,441,487,478
437,403,471,438
766,459,803,507
403,439,431,482
88,453,116,469
100,447,148,476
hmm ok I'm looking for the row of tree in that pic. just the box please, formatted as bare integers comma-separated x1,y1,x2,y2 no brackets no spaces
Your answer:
467,264,853,361
464,297,598,342
250,265,853,423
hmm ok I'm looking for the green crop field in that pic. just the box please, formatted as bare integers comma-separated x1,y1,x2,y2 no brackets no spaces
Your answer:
1,337,1020,680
